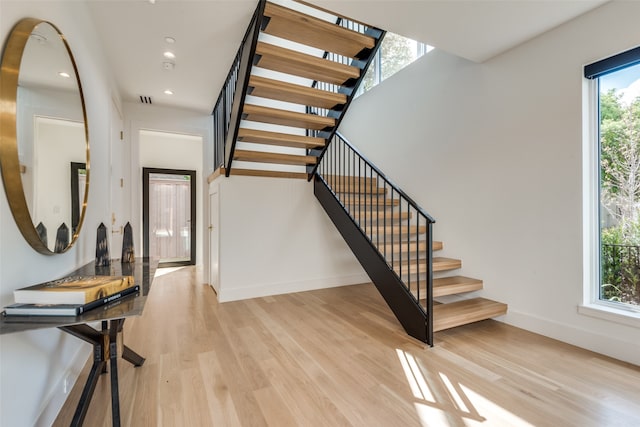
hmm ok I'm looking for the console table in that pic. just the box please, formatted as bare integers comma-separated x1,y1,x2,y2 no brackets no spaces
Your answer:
0,257,158,427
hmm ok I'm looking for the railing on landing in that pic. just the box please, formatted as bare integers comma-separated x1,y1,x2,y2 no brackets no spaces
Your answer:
313,132,436,344
213,0,266,175
305,19,385,179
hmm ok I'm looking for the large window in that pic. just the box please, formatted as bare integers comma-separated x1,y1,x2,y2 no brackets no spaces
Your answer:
585,47,640,311
358,32,432,95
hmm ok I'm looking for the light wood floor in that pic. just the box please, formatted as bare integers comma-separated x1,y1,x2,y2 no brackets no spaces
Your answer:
54,266,640,426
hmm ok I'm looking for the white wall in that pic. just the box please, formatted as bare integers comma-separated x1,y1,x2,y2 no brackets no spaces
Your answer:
339,1,640,365
0,1,119,425
210,175,368,301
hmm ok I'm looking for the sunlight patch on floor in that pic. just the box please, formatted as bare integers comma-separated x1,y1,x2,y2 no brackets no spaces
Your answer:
154,266,187,278
459,384,535,427
397,348,536,427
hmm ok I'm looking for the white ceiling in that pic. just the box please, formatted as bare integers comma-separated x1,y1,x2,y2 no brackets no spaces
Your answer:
86,0,609,114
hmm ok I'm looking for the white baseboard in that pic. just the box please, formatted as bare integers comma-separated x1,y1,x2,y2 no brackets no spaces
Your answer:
35,345,91,427
218,273,371,302
502,309,640,366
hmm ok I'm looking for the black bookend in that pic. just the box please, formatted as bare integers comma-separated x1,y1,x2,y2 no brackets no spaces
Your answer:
54,223,69,253
121,222,135,263
95,223,110,266
36,222,48,248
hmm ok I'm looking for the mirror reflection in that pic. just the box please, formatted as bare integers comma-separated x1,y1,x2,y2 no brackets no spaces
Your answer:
3,19,89,253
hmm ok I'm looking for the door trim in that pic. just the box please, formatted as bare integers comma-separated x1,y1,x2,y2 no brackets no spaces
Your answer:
142,167,196,267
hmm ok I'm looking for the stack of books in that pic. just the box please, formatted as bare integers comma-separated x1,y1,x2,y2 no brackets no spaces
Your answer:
2,275,138,317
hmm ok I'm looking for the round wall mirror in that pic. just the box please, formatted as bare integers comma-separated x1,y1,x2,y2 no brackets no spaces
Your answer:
0,18,90,254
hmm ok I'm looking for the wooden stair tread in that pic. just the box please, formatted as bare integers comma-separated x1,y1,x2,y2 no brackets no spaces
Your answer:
376,240,442,254
219,167,308,179
433,257,462,271
233,149,317,166
433,298,507,332
369,224,428,235
255,42,360,85
393,257,461,275
248,75,346,109
237,128,325,149
346,198,399,207
433,276,483,297
263,2,375,58
243,104,335,130
355,211,411,222
324,175,378,186
335,185,387,194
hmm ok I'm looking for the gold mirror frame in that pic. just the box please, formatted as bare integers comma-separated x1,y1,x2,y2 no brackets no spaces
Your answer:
0,18,90,254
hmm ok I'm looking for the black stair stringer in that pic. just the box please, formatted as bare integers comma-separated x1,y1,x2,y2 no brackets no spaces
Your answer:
314,176,428,342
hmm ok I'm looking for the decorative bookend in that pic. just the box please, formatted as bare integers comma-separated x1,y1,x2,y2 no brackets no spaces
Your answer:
121,222,135,263
54,223,69,253
36,222,48,248
95,222,110,266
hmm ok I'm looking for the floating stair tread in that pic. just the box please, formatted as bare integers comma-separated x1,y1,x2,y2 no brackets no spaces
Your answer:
255,42,360,86
233,149,317,166
248,75,347,109
433,298,507,332
238,128,325,149
220,167,307,179
324,175,378,186
335,185,387,194
263,2,376,58
433,257,462,271
356,211,411,222
370,224,428,235
433,276,483,297
242,104,335,130
346,198,400,206
376,240,442,254
396,257,461,274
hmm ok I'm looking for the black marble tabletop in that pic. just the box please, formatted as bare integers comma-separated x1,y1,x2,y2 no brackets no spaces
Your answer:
0,258,158,335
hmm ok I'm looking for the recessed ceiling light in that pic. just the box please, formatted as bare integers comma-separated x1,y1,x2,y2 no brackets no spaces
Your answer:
163,51,175,59
58,72,71,78
148,0,156,4
164,36,175,44
164,90,174,95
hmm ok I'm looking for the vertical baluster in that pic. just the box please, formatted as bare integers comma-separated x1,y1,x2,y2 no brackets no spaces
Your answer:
390,187,395,273
383,181,387,260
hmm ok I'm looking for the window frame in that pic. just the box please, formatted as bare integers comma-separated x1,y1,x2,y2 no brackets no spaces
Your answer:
580,48,640,327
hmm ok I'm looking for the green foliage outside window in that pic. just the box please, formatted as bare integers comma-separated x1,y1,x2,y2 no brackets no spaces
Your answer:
600,88,640,306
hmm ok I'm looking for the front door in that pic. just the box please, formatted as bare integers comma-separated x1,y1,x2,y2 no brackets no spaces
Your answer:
143,168,196,267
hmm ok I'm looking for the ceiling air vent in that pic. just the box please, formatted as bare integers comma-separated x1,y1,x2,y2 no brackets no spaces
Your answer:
139,95,153,104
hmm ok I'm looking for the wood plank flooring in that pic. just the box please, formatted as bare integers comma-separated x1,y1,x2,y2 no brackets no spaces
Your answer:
54,266,640,426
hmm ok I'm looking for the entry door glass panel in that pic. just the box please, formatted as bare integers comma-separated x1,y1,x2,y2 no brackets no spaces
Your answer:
149,173,191,264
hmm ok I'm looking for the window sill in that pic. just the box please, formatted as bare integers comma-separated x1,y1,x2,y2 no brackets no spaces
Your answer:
578,303,640,328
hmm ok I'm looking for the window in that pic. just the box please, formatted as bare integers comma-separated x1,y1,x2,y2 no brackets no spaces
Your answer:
358,32,433,95
584,47,640,313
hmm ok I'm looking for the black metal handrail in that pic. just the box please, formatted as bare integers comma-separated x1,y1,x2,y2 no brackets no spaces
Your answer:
213,0,266,174
315,131,435,344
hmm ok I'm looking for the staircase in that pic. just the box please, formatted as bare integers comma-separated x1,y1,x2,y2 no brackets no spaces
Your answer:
214,0,383,179
314,133,507,343
211,0,507,346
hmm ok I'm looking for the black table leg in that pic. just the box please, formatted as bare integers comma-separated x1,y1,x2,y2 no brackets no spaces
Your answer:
109,320,121,427
59,318,145,427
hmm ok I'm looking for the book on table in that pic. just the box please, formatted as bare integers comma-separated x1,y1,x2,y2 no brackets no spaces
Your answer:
13,275,135,305
2,285,140,316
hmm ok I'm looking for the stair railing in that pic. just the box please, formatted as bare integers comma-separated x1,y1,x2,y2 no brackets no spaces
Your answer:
305,19,385,179
314,132,436,344
213,0,266,175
